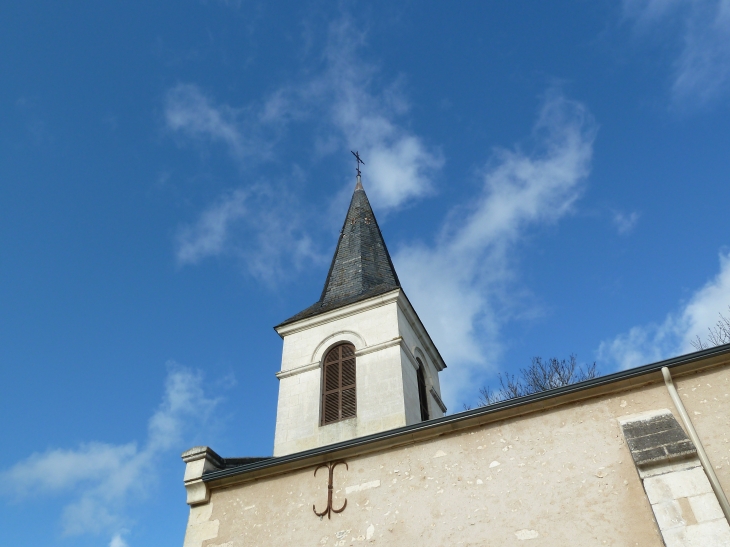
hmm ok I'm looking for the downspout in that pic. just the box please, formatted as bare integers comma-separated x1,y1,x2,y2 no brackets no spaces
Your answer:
661,366,730,524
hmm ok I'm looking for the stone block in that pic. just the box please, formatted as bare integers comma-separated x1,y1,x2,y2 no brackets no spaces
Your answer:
620,411,697,467
644,467,713,504
651,499,686,531
688,492,726,523
662,519,730,547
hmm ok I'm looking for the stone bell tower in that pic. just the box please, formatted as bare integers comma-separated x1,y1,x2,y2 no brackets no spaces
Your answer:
272,173,447,457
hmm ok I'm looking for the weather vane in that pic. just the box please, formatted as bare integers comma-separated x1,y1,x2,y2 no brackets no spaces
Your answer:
351,150,364,177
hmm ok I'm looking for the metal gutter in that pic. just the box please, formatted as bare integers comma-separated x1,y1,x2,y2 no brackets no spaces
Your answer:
203,343,730,484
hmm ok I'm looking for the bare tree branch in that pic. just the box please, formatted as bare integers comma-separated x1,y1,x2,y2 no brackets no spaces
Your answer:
468,306,730,410
690,306,730,351
467,355,598,409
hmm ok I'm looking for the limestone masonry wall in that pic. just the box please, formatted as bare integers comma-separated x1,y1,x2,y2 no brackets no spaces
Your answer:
185,364,730,547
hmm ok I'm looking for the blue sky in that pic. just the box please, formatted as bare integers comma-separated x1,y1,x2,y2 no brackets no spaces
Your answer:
2,1,730,546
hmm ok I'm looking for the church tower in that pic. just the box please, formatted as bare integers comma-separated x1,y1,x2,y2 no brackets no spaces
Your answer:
272,171,447,457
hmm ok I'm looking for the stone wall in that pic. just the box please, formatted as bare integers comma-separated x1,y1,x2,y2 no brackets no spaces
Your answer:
186,364,730,546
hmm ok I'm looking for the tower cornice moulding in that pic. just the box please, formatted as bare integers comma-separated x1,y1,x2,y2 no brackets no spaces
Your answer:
274,289,401,337
276,337,405,380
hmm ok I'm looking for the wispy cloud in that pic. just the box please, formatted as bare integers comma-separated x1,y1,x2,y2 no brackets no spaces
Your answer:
176,189,248,265
394,90,597,405
175,184,323,282
598,250,730,370
624,0,730,105
317,17,444,211
164,83,272,162
167,14,443,278
612,210,640,235
109,533,130,547
1,364,219,543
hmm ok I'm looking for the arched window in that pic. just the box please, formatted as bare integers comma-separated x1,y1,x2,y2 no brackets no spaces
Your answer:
321,343,357,425
416,358,430,421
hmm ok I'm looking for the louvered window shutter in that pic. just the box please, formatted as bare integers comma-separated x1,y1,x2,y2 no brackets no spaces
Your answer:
321,343,357,425
416,358,430,421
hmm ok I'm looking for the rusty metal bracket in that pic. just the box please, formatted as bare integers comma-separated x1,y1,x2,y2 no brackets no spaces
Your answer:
313,461,348,519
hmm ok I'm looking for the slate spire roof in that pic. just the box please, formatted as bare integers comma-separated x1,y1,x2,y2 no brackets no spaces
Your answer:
277,176,400,327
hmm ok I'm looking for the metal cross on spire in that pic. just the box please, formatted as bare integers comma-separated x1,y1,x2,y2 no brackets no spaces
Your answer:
351,150,364,177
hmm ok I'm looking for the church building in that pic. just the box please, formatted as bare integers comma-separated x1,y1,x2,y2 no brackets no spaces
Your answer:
180,171,730,547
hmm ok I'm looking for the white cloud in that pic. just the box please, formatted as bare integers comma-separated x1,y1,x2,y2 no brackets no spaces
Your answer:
175,185,323,282
176,189,247,265
244,15,443,211
623,0,686,21
109,533,129,547
1,364,218,542
624,0,730,104
612,210,640,234
394,90,597,405
164,19,441,212
2,442,138,498
319,17,444,211
169,14,442,278
165,84,249,159
598,250,730,370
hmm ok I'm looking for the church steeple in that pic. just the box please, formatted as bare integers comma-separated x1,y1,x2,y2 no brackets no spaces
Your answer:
321,176,400,302
277,176,400,327
272,157,446,457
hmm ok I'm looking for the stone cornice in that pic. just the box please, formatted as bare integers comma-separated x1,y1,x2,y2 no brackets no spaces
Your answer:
274,289,401,337
275,361,321,379
275,337,405,379
181,446,224,506
356,337,402,357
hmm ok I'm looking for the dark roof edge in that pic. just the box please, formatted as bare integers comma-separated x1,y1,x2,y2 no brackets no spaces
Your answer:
367,190,400,287
316,188,356,303
203,342,730,483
